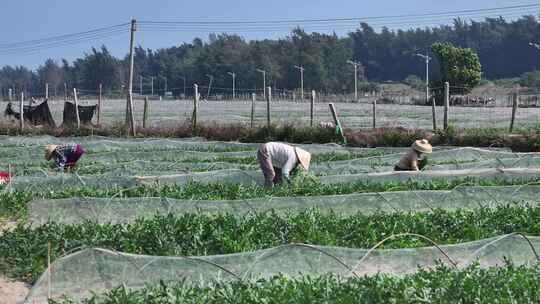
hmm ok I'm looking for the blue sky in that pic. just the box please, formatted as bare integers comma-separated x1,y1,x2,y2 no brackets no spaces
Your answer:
1,0,538,69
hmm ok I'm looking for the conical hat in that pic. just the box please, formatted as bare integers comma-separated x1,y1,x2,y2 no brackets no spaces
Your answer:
294,147,311,170
44,144,58,160
412,139,432,154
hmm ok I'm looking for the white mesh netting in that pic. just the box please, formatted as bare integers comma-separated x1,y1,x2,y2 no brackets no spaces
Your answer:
27,185,540,226
24,234,540,303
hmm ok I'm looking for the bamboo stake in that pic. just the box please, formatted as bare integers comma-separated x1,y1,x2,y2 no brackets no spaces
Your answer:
19,92,24,130
251,93,255,128
266,87,271,129
73,88,81,129
97,83,102,125
47,241,51,300
310,90,315,127
192,84,199,130
443,82,450,130
372,98,377,129
509,92,518,132
143,96,149,128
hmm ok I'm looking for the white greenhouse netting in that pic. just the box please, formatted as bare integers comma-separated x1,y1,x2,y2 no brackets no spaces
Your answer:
24,234,540,304
27,185,540,226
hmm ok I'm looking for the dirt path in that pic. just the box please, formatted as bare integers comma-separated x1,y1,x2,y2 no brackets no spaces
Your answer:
0,276,29,304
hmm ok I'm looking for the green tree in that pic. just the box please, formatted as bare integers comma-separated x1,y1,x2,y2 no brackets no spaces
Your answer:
431,42,482,94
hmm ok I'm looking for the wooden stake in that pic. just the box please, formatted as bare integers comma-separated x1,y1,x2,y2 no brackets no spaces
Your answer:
19,92,24,130
310,90,315,127
126,20,137,137
431,95,437,131
47,241,51,300
443,82,450,130
143,96,149,128
73,88,81,129
266,86,271,128
192,84,199,130
510,92,518,132
97,83,102,125
329,103,346,143
251,93,255,128
372,98,377,129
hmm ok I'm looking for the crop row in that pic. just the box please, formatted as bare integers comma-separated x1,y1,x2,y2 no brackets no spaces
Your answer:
0,178,533,218
51,264,540,304
1,205,538,283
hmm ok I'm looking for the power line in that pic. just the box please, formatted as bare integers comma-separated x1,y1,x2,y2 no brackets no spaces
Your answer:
139,3,540,25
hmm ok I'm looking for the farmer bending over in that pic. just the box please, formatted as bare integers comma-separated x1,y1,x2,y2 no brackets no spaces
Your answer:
45,144,85,171
394,139,432,171
257,142,311,187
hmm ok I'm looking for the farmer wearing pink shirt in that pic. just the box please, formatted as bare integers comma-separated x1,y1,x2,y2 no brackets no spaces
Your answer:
45,144,85,171
257,142,311,187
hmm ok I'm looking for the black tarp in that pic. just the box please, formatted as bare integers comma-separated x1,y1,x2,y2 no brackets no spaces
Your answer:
4,100,56,127
62,102,96,126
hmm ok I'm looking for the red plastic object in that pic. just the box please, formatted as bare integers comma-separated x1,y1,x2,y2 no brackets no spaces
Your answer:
0,171,11,184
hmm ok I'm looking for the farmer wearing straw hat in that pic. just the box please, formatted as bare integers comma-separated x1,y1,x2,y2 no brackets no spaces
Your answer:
394,139,433,171
45,144,85,171
257,142,311,187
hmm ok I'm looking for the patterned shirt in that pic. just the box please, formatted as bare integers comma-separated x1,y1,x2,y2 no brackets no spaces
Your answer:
53,144,84,170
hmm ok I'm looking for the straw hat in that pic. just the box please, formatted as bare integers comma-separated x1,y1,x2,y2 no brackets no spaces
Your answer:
44,144,58,160
294,147,311,170
412,139,433,154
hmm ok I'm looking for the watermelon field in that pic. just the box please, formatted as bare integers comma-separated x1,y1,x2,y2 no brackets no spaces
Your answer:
0,135,539,303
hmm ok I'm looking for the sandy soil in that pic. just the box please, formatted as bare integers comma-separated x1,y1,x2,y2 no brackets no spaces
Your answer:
0,276,29,304
0,219,29,304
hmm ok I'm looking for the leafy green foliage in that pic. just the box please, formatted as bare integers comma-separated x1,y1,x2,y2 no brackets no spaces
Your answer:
51,264,540,304
1,205,539,282
0,177,530,219
431,42,482,95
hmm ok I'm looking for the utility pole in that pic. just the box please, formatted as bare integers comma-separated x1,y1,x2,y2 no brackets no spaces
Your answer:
126,19,137,136
227,72,236,100
415,52,432,106
347,60,361,101
150,76,154,96
205,74,213,100
139,75,143,95
256,68,266,99
294,65,305,101
179,76,186,98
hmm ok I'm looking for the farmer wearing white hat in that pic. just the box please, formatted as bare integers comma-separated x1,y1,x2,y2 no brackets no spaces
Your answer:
394,139,433,171
257,142,311,187
45,143,85,171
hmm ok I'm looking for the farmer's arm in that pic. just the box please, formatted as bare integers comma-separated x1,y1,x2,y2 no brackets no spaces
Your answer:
55,154,67,170
410,159,420,171
281,154,298,182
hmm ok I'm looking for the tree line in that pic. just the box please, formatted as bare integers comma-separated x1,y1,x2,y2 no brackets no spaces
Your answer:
2,15,540,98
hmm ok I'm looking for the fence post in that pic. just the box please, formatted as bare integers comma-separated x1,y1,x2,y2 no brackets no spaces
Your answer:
266,86,271,129
431,95,437,131
19,92,24,130
372,98,377,129
329,103,346,143
143,96,149,128
310,90,315,127
509,92,518,132
251,93,256,128
73,88,81,129
443,82,450,130
192,84,199,130
97,83,102,125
